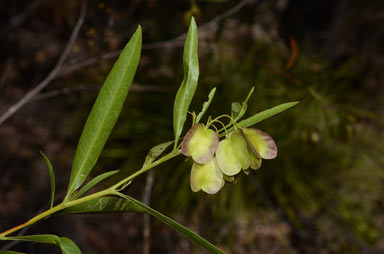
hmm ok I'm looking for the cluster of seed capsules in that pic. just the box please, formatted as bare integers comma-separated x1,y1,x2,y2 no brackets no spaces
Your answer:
181,123,277,194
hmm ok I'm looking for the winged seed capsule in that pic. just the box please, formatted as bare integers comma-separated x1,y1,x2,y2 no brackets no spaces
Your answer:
215,131,250,176
181,124,219,164
190,157,224,194
241,128,277,160
182,124,278,194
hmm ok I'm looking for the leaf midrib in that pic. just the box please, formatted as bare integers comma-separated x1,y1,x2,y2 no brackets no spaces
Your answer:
68,37,139,196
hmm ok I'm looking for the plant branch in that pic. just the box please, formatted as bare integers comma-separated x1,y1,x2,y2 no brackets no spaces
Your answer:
111,149,181,191
0,187,111,237
0,149,180,238
29,83,166,102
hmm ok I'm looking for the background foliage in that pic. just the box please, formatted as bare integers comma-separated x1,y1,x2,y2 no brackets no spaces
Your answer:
1,0,383,253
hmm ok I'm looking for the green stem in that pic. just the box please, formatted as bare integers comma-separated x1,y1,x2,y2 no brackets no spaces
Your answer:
212,114,241,136
111,149,181,190
0,188,112,237
0,150,181,238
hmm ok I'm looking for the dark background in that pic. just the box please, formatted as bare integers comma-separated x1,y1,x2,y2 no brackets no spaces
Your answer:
1,0,383,253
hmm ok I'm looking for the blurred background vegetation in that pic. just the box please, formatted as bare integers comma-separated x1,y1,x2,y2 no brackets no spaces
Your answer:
1,0,383,253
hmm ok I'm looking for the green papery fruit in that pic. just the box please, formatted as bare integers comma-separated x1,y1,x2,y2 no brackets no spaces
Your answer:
248,147,262,170
182,124,219,164
190,157,224,194
216,132,250,176
242,128,277,159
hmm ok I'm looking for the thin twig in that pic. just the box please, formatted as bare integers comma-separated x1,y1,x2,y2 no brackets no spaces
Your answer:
197,0,255,32
142,171,154,254
0,60,13,91
29,84,166,102
8,0,41,30
58,51,120,77
149,0,256,43
0,0,253,125
58,0,255,78
0,1,87,126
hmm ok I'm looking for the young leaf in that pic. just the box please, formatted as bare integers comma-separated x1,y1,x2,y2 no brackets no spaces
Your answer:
72,170,119,199
243,87,255,105
116,193,224,254
143,141,174,168
173,17,199,148
40,151,55,208
195,87,216,124
232,101,299,131
234,87,254,121
57,197,145,215
65,26,142,201
0,235,81,254
231,102,241,119
59,237,82,254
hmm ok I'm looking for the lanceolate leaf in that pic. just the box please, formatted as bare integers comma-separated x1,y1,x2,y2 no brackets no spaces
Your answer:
57,197,145,215
40,151,55,208
0,235,57,245
143,141,174,168
195,87,216,124
116,193,224,254
230,101,299,131
173,17,199,148
59,237,82,254
72,170,119,199
0,235,81,254
58,195,223,253
65,26,142,200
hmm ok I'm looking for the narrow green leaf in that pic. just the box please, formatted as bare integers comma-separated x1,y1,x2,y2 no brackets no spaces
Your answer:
72,170,119,199
0,235,57,245
173,17,199,148
116,193,224,254
40,151,55,208
57,197,145,215
58,194,223,253
243,87,255,104
195,87,216,124
0,235,81,254
65,26,142,200
0,251,26,254
232,101,299,131
234,87,254,121
143,141,174,168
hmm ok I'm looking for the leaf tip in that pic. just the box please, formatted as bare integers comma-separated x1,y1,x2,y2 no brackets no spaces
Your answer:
190,16,197,25
136,24,142,33
132,25,142,43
